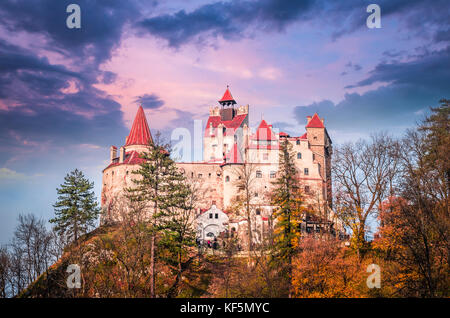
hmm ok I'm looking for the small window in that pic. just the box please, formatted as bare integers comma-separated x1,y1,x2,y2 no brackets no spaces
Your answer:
225,176,230,182
126,171,129,175
256,209,261,215
198,173,203,178
263,153,269,160
312,154,315,161
304,168,309,175
209,213,213,219
112,171,114,176
314,136,317,140
191,172,194,177
316,227,321,233
215,213,218,219
297,152,302,159
256,171,262,178
212,200,216,205
255,192,259,197
209,173,212,178
296,140,300,145
270,171,276,178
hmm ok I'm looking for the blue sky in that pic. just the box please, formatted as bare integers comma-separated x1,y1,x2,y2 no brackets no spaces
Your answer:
0,0,449,243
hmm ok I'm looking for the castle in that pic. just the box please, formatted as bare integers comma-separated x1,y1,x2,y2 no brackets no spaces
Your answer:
101,88,341,247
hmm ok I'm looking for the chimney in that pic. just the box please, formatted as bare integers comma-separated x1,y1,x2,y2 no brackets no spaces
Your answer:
119,146,125,163
306,116,312,124
110,146,117,163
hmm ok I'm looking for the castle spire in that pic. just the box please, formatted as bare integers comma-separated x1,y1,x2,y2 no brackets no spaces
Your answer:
125,106,153,146
305,113,325,128
218,85,236,107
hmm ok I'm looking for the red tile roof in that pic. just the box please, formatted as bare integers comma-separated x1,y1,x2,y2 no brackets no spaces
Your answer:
105,151,146,169
219,87,235,102
305,113,324,128
300,132,308,139
125,106,153,146
251,119,277,141
204,114,247,136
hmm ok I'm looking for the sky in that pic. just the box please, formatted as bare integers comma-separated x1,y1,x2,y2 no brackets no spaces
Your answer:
0,0,449,244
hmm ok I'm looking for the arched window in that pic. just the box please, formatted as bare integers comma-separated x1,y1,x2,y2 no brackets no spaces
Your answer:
297,152,302,159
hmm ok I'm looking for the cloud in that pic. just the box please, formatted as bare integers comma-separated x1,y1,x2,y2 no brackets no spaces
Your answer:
134,93,165,109
347,46,450,90
0,40,128,166
294,46,450,138
0,167,26,181
328,0,450,41
136,0,450,48
0,0,140,66
137,0,317,47
0,0,139,166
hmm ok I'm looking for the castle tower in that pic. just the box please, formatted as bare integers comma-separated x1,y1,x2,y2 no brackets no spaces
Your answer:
101,106,153,222
124,105,153,153
218,86,237,121
204,87,248,162
305,113,332,207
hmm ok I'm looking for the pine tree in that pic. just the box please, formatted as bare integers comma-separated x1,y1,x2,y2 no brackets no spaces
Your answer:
419,98,450,193
50,169,100,243
157,172,198,297
127,133,197,298
271,138,304,296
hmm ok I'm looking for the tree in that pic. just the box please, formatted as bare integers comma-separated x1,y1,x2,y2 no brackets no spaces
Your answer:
50,169,100,243
374,102,450,297
230,162,258,253
419,98,450,196
332,133,399,257
292,235,367,298
13,214,53,285
271,138,304,296
0,246,9,298
127,132,198,297
158,177,198,297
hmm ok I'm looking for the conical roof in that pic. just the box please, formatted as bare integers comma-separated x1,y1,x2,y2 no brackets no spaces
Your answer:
125,106,153,146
